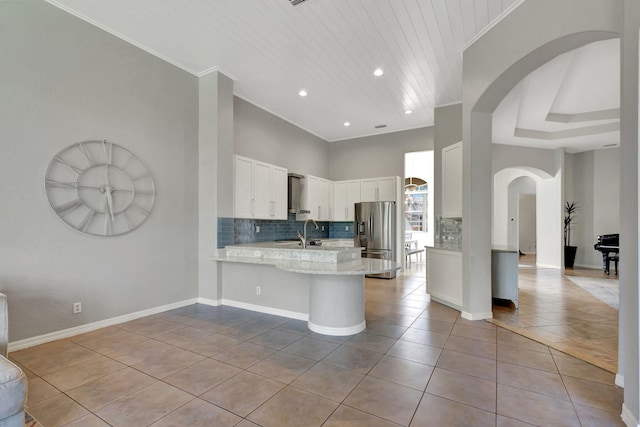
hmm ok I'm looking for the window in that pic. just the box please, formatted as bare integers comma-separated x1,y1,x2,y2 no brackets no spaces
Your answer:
405,184,428,231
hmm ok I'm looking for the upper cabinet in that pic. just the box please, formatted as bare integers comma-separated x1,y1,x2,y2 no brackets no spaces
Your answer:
334,180,361,221
234,155,287,220
300,175,333,221
442,142,462,218
360,176,399,202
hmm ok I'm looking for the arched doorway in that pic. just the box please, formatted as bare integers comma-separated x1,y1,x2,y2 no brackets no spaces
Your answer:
460,0,636,423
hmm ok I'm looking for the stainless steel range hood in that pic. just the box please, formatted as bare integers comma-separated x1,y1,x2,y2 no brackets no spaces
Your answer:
288,173,310,214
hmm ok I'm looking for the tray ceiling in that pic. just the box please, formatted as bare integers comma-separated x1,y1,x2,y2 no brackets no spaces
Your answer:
45,0,521,142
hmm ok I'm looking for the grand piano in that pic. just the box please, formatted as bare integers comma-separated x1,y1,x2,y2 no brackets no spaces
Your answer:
594,233,619,275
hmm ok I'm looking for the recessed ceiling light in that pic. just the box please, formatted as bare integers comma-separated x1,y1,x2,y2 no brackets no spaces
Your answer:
344,122,351,127
299,90,307,97
373,68,384,77
405,109,413,115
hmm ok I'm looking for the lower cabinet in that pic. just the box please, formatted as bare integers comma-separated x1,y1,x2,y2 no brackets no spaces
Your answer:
491,249,519,307
426,248,462,310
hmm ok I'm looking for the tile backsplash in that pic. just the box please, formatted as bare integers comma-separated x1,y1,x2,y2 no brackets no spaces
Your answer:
217,215,354,248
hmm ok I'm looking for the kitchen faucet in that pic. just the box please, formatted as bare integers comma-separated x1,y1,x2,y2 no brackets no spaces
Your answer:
297,218,319,249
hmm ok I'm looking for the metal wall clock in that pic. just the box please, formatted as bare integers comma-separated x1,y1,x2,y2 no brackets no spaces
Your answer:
45,140,155,236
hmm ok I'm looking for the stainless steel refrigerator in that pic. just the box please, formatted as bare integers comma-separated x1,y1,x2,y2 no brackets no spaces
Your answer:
354,201,397,279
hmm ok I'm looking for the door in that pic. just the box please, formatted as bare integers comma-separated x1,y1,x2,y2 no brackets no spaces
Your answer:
360,179,377,201
334,181,348,221
271,166,288,219
253,161,271,218
345,180,361,220
234,155,253,218
377,177,396,201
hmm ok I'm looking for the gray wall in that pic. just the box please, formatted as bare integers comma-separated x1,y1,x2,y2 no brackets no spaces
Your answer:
234,97,330,178
328,127,434,181
519,194,537,254
434,103,462,218
492,144,559,177
619,1,639,418
0,2,199,341
565,148,620,269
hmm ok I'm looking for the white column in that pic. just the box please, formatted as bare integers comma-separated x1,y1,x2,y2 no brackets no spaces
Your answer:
198,72,234,302
620,1,640,424
461,111,493,320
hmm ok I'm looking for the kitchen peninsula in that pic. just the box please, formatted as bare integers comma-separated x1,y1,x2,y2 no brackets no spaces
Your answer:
212,240,400,336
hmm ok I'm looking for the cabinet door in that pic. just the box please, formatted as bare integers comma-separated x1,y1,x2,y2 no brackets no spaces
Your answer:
271,166,288,219
234,155,253,218
334,181,348,221
303,175,320,220
442,142,462,217
345,180,361,220
317,178,330,220
253,161,271,219
360,179,377,202
376,177,397,201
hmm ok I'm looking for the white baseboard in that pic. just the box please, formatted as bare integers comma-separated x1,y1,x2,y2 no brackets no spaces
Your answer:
462,311,493,321
537,263,561,269
308,320,365,336
197,297,221,307
574,263,605,270
621,403,639,427
221,299,308,321
8,298,198,352
616,373,625,388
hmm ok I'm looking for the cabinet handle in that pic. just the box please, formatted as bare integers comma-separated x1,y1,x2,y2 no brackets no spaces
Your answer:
251,199,254,216
345,207,348,219
318,206,321,219
329,207,332,220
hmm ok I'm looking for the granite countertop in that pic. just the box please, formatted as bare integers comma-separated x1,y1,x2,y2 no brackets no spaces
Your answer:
425,242,462,252
213,252,400,275
212,239,400,275
222,241,363,264
491,246,518,253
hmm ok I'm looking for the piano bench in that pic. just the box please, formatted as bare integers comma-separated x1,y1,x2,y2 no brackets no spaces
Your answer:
607,254,619,276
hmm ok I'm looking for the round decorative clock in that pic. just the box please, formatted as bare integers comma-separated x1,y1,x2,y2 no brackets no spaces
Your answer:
45,140,155,236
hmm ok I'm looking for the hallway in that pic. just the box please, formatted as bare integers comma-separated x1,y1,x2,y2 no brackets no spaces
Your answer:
488,256,618,373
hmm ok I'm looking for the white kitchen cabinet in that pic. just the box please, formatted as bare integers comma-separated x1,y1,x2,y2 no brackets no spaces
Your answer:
360,176,399,202
426,247,462,310
442,142,462,218
300,175,333,221
234,155,253,218
252,160,271,218
271,165,288,219
334,180,361,221
233,155,288,220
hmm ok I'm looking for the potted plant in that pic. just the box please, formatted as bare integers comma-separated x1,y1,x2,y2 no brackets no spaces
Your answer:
564,201,579,268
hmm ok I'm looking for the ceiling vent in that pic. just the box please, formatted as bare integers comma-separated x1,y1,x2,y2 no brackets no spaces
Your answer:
289,0,309,6
374,124,387,129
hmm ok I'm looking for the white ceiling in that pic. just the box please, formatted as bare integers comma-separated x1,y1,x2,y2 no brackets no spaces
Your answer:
46,0,521,142
46,0,618,151
492,38,620,153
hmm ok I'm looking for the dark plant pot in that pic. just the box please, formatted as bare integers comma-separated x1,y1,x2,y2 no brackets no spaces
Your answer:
564,246,577,268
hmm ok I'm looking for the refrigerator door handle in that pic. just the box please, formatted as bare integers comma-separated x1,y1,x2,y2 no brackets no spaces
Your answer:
362,249,392,257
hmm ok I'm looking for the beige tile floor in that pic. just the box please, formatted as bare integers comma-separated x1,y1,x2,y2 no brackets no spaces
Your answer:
491,255,619,373
10,265,624,426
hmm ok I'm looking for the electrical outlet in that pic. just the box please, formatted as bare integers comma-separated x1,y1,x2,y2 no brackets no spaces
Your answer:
256,225,260,233
345,225,349,231
256,286,261,295
321,226,325,231
73,302,82,314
